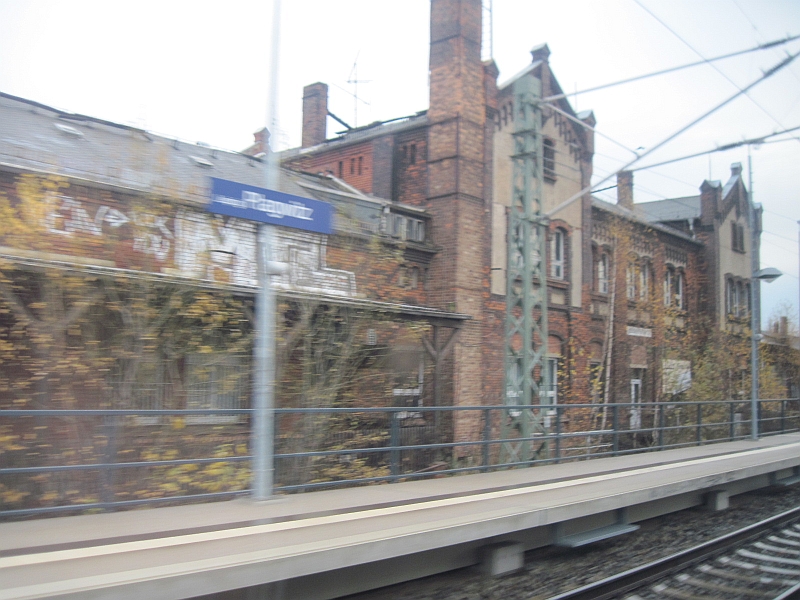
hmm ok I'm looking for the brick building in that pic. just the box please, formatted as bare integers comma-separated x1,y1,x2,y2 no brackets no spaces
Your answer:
274,0,762,437
0,0,762,469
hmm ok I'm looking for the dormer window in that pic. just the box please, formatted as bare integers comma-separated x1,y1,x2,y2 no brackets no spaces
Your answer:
389,212,426,243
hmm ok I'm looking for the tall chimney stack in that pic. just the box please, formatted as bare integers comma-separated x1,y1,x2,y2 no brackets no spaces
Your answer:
302,82,328,148
617,170,634,210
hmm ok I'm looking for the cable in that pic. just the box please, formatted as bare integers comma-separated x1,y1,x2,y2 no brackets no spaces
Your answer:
731,0,800,88
547,49,800,217
763,229,799,244
544,103,640,157
765,209,800,223
543,32,800,102
633,0,797,133
631,125,800,172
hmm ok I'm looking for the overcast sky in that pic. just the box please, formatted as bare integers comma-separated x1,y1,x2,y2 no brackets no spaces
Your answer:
0,0,799,327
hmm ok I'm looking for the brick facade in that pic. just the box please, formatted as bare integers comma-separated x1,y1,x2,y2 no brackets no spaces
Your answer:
275,0,758,441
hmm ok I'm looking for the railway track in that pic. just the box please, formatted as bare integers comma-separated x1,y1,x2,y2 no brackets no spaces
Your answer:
547,506,800,600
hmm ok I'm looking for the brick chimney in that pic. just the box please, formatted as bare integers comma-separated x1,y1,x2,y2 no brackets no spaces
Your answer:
426,0,488,446
700,180,721,226
616,170,634,210
302,82,328,148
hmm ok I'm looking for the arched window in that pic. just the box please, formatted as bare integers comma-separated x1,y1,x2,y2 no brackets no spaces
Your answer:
550,229,565,279
664,268,674,307
627,263,637,300
597,253,609,294
639,262,651,300
675,271,685,310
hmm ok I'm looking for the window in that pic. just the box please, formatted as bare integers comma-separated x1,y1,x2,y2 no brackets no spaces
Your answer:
357,156,363,176
732,222,745,253
350,158,355,175
675,271,685,310
338,161,343,178
726,278,748,318
597,253,609,294
543,138,556,182
639,262,651,301
664,268,674,307
550,229,565,279
745,283,751,316
389,213,426,242
627,264,637,300
630,369,645,430
410,144,416,164
546,357,559,405
726,279,736,316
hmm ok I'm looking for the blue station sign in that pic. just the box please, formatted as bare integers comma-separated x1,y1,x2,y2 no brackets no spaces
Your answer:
208,177,333,235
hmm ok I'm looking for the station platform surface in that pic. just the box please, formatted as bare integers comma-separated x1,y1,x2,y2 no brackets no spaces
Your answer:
3,433,800,600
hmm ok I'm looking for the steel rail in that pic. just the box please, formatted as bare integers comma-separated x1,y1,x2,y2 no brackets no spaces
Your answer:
545,505,800,600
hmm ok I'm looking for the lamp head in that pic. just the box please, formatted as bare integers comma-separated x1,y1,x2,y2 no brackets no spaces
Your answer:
754,267,782,283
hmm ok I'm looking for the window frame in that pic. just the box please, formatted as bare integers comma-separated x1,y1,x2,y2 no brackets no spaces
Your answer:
550,229,565,280
597,252,609,294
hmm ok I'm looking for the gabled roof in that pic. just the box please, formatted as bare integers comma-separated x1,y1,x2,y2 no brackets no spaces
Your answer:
592,197,701,244
635,196,701,223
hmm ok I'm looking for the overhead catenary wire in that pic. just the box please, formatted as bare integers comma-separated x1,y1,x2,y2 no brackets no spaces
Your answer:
633,0,796,133
545,49,800,218
630,125,800,172
543,32,800,102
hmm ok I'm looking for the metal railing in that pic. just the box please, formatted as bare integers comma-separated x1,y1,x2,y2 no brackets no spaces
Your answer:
1,398,799,519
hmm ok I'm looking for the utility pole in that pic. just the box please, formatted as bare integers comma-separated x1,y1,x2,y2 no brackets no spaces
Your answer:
502,74,549,464
253,0,282,500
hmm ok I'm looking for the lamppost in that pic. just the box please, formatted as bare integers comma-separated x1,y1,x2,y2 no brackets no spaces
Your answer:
748,146,781,440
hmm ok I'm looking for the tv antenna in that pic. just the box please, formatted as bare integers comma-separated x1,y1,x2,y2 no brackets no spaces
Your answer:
347,52,371,127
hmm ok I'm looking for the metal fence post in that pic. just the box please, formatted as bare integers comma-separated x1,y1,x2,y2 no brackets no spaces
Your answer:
612,404,619,456
729,402,735,440
482,408,491,470
658,403,665,450
782,400,786,433
390,410,400,481
100,414,120,508
696,403,702,445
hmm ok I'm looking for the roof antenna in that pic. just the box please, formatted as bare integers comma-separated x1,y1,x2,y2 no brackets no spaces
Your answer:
347,52,371,127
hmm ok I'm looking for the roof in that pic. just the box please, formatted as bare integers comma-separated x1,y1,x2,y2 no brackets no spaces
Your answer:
279,112,428,160
591,197,701,244
635,196,701,223
0,91,407,215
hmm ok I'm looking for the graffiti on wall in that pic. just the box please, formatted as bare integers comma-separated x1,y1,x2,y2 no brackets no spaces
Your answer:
41,194,356,296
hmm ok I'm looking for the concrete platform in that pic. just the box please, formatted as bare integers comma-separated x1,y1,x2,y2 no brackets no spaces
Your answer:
2,434,800,600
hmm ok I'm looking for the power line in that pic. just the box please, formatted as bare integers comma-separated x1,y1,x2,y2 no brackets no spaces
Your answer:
629,125,800,172
547,50,800,217
730,0,800,88
543,32,800,102
633,0,796,133
765,208,800,223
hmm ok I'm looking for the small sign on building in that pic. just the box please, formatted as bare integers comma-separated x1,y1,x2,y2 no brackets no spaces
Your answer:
208,177,333,234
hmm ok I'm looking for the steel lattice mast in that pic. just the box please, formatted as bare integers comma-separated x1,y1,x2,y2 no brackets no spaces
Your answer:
502,75,550,464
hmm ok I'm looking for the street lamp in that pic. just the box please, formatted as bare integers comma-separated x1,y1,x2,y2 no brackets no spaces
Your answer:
750,266,781,440
748,145,784,440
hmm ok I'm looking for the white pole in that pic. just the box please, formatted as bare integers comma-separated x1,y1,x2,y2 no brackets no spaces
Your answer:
253,0,282,500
